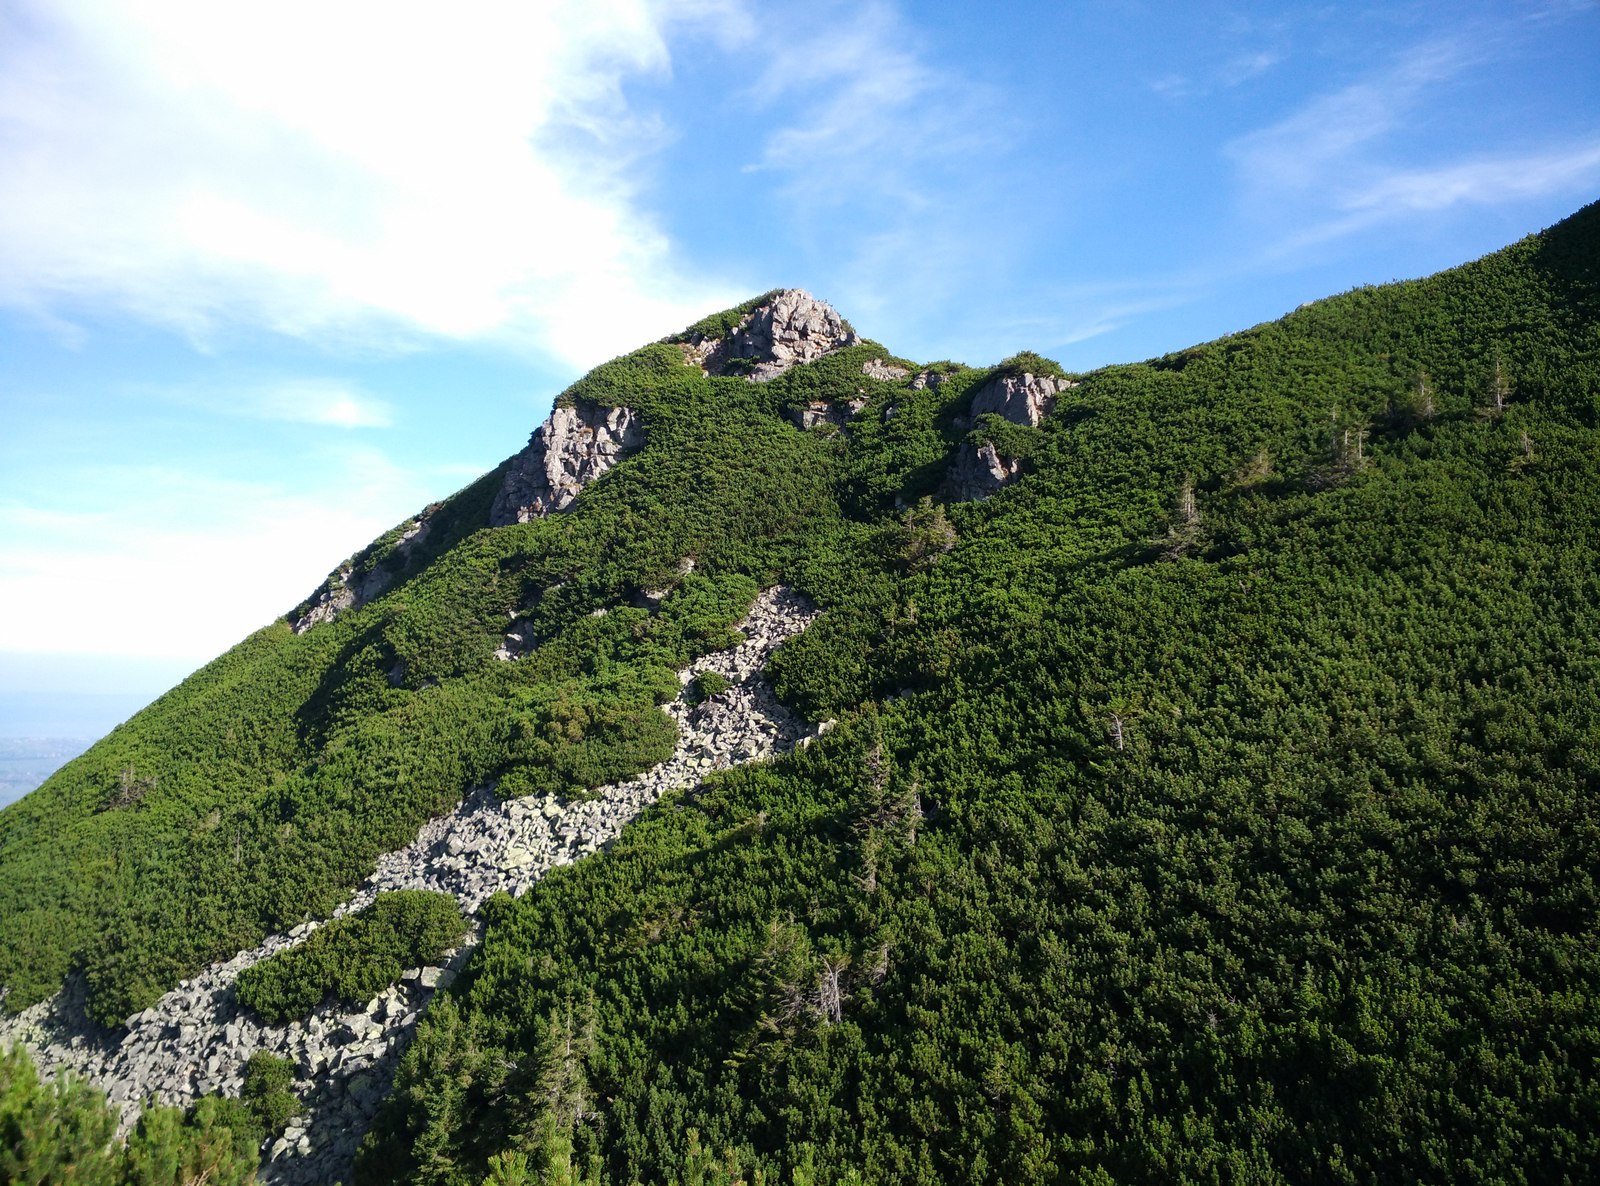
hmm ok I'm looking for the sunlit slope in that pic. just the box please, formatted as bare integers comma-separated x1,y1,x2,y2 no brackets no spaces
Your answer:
0,352,867,1025
1,200,1596,1183
360,206,1600,1183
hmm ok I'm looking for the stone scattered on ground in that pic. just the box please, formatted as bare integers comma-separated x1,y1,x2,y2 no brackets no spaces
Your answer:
0,587,819,1186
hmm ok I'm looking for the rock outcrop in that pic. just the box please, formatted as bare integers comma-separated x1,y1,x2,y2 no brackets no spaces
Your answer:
0,588,820,1186
686,290,859,381
961,371,1075,430
862,359,909,382
943,440,1024,502
290,517,432,634
493,618,538,661
786,398,868,430
941,370,1077,502
489,403,644,527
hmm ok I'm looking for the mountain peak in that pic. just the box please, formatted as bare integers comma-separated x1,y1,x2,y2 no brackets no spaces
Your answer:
680,287,860,380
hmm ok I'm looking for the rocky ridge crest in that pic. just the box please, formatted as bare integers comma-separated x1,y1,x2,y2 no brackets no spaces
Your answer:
289,517,432,634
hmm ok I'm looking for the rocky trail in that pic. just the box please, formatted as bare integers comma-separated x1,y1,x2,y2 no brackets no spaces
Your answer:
0,588,820,1185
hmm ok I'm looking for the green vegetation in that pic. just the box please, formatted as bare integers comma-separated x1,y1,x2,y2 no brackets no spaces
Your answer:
0,1044,296,1185
236,891,467,1023
669,289,787,344
689,671,731,703
237,1052,301,1141
5,203,1600,1182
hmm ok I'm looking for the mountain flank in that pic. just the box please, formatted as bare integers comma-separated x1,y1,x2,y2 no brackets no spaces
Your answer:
3,206,1600,1184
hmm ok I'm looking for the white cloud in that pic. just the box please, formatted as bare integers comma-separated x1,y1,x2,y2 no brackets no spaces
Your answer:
0,0,747,368
0,449,436,659
745,2,1001,211
267,382,393,430
1341,141,1600,214
1225,30,1600,251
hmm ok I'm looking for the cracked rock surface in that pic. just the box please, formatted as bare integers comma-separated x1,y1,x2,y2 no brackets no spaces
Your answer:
961,370,1075,430
687,290,859,381
944,439,1025,502
0,587,819,1186
490,402,645,527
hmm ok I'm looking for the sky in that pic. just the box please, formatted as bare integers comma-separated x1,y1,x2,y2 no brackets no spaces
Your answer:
2,0,1598,739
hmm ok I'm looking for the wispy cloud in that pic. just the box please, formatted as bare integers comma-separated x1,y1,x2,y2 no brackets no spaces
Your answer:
1225,26,1600,252
1150,48,1283,99
0,0,746,368
129,376,397,429
0,448,434,659
745,2,1003,214
1227,39,1476,192
1341,141,1600,213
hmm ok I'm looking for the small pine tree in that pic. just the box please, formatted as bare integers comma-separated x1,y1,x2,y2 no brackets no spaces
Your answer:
1156,474,1205,559
1309,410,1369,489
1482,355,1512,416
0,1045,118,1186
1413,371,1436,421
895,497,958,571
1230,447,1273,490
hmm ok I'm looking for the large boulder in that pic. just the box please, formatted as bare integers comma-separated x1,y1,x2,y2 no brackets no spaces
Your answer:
489,403,644,527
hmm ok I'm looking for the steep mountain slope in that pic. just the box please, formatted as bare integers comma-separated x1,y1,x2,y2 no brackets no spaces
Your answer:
4,205,1600,1184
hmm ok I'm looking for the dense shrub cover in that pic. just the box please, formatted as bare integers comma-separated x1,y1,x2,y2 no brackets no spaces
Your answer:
2,203,1598,1182
0,1044,297,1185
236,891,468,1023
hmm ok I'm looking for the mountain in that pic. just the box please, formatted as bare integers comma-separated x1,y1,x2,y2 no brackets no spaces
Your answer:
2,204,1599,1185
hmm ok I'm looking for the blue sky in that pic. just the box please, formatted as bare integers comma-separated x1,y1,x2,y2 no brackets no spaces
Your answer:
2,0,1598,735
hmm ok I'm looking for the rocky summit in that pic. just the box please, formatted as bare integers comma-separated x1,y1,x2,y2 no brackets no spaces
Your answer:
684,288,860,380
3,202,1599,1186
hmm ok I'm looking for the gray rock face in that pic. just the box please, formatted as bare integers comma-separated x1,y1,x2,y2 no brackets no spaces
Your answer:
489,403,644,527
911,369,952,391
290,518,431,634
944,440,1023,502
0,587,820,1186
962,371,1075,430
687,290,859,382
940,371,1074,502
862,359,909,382
785,398,867,430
